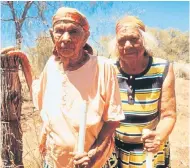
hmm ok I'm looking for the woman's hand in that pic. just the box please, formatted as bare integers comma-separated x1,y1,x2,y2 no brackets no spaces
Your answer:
141,130,162,153
71,152,92,168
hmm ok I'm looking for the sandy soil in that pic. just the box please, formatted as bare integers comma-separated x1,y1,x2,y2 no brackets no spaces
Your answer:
169,78,189,168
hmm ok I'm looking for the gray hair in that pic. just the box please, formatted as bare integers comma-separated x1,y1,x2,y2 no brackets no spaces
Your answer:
108,28,158,58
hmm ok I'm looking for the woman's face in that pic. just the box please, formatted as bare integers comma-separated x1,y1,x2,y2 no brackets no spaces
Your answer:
116,25,145,62
53,21,88,59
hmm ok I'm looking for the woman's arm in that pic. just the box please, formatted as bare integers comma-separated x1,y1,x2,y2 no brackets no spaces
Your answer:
156,63,176,141
72,121,119,168
142,63,177,152
88,121,119,165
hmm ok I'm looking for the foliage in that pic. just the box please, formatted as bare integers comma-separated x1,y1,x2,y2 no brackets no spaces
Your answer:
27,33,53,76
147,27,189,63
28,27,189,77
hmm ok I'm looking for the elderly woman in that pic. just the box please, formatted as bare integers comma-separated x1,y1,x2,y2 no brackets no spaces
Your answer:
112,16,176,168
2,7,124,168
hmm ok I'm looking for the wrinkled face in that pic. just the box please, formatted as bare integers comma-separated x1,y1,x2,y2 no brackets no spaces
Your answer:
116,25,145,62
52,21,89,58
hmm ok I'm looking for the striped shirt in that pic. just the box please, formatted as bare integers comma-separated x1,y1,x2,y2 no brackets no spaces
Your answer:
115,56,169,144
111,56,171,168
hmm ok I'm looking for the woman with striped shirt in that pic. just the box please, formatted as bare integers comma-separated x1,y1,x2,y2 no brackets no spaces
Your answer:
112,16,176,168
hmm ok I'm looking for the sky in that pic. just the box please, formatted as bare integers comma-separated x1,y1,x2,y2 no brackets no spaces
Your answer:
0,1,189,50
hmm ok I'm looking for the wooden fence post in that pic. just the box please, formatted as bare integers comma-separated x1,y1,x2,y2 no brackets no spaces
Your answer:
1,54,24,168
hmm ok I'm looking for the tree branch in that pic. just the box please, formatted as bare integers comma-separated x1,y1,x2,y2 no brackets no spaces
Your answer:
25,16,38,19
1,2,10,6
20,1,34,24
33,1,50,28
1,18,14,21
7,1,16,21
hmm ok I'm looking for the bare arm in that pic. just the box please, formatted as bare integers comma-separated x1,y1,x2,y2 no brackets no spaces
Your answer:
142,63,176,152
156,63,176,141
89,121,119,163
73,121,119,168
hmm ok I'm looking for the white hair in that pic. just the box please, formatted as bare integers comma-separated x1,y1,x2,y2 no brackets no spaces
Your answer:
108,28,159,58
139,29,159,55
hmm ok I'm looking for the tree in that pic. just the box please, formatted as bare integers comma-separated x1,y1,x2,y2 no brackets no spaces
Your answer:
0,2,50,167
1,1,49,49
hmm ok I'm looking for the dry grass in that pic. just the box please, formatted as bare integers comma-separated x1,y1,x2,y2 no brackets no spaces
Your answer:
173,62,190,80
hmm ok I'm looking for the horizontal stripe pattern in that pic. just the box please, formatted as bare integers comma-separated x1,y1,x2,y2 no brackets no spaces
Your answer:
115,57,168,141
115,140,170,168
122,101,158,112
113,57,170,168
121,112,159,123
115,118,159,143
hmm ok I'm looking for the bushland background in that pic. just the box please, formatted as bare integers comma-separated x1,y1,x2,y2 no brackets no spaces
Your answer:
1,1,189,168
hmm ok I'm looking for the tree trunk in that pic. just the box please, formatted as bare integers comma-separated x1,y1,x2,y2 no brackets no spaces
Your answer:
1,54,24,168
15,23,22,49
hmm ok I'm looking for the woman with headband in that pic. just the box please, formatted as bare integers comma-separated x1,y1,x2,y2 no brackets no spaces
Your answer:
112,16,176,168
2,7,124,168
